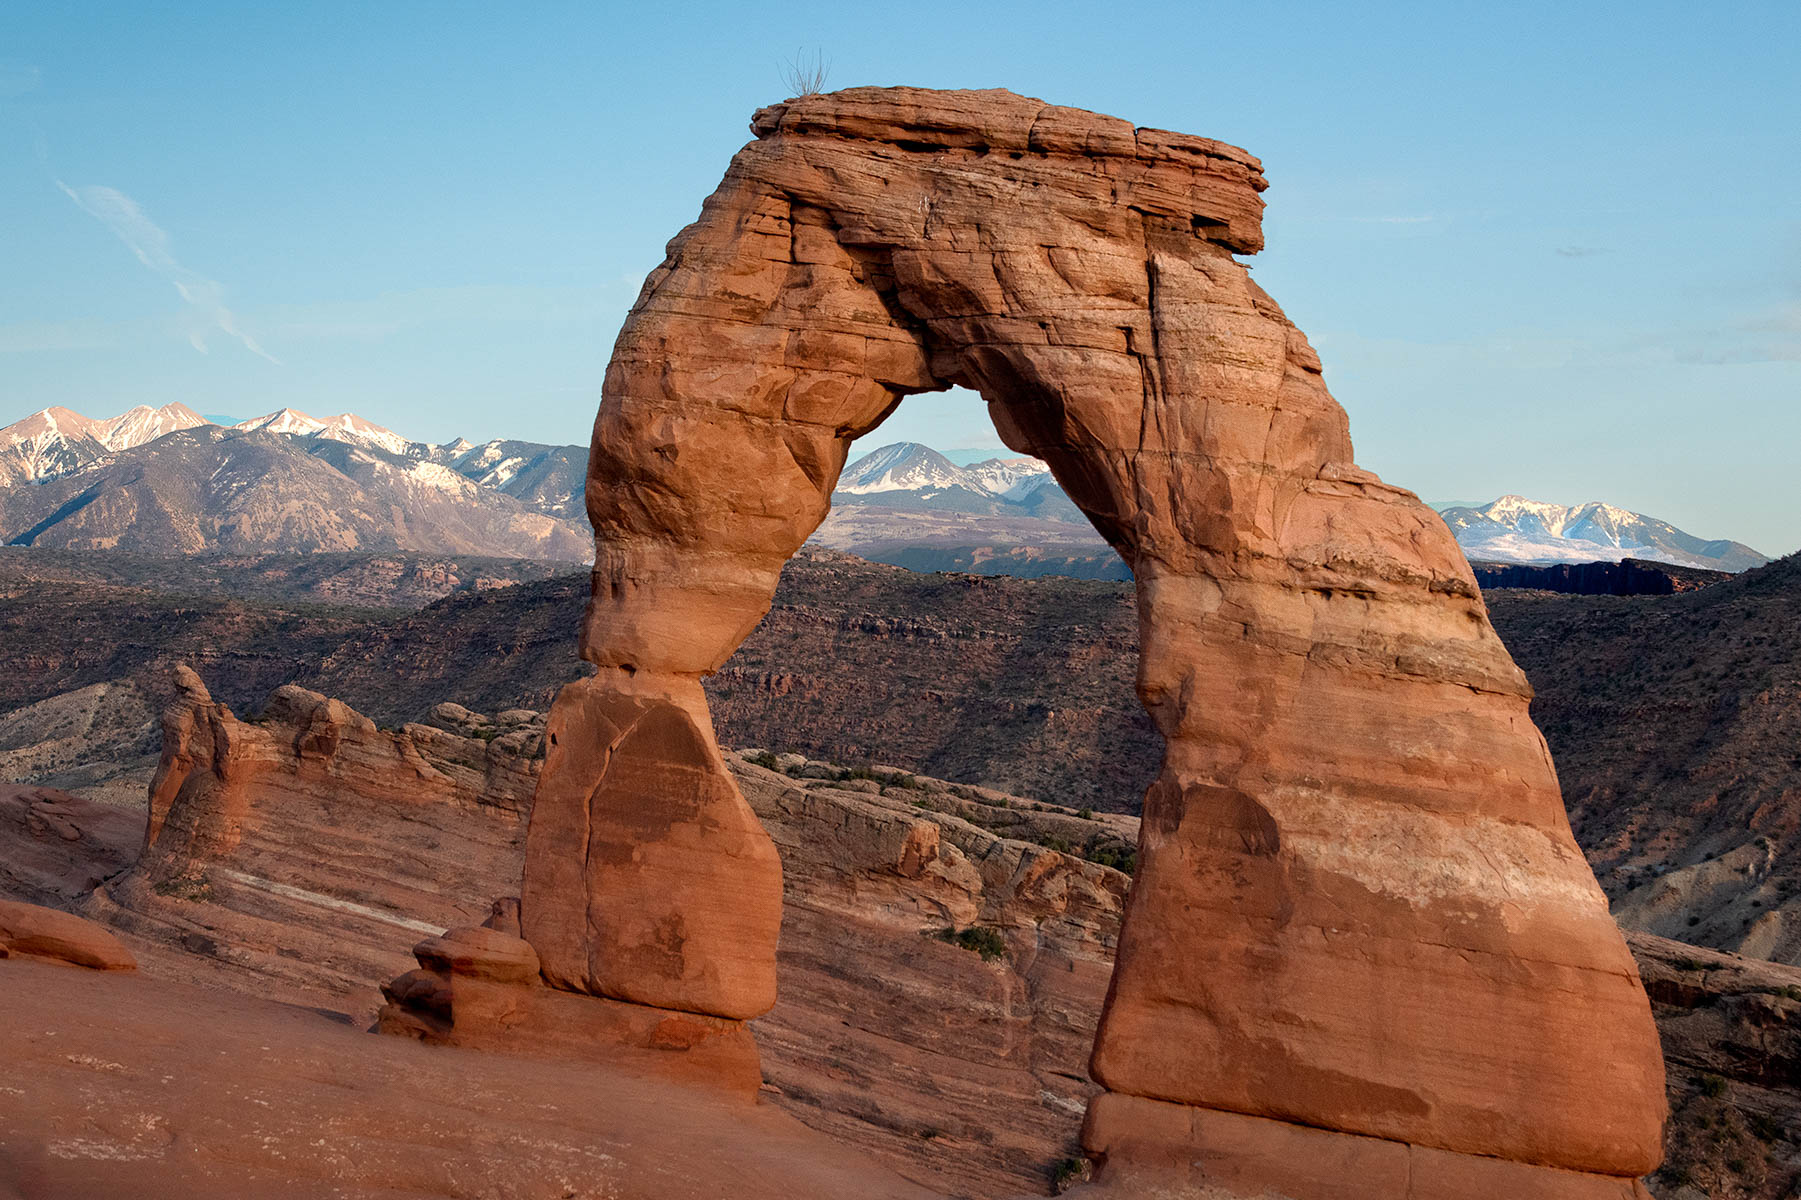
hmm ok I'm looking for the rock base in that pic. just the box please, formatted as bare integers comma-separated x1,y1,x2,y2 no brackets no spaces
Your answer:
1076,1093,1653,1200
376,921,762,1100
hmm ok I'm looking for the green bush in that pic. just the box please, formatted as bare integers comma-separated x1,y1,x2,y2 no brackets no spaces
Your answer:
1086,845,1137,875
931,925,1008,961
1052,1157,1091,1192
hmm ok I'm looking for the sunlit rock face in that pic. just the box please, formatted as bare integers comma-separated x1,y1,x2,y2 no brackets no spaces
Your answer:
524,86,1667,1191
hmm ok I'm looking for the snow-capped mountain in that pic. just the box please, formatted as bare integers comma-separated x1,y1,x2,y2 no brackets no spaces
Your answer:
816,441,1127,578
233,408,417,457
1440,496,1767,572
95,402,210,450
0,403,210,484
837,442,1053,499
0,403,593,558
0,403,593,552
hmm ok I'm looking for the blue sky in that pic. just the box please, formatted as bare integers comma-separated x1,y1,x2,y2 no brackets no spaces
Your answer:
2,2,1797,551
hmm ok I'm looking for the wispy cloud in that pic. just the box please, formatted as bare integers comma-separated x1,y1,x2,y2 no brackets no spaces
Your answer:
55,181,280,364
1555,245,1610,258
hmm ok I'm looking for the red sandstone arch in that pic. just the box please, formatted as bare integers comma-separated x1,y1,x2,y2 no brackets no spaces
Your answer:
518,88,1665,1196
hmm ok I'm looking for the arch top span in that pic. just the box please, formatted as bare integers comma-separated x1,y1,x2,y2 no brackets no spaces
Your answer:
521,87,1666,1195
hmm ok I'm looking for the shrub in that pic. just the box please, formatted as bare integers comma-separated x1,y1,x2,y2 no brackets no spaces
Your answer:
1076,807,1094,820
1699,1073,1728,1099
931,925,1008,961
1052,1157,1092,1192
1086,845,1137,876
780,48,830,98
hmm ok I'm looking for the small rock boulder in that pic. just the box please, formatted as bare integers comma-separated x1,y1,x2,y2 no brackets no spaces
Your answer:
0,899,136,971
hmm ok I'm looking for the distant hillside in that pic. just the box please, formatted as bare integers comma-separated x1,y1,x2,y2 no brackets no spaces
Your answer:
0,548,1155,810
1488,552,1801,962
6,544,1801,965
817,441,1126,578
0,404,591,559
0,427,589,559
822,445,1772,581
1441,495,1766,572
0,403,208,485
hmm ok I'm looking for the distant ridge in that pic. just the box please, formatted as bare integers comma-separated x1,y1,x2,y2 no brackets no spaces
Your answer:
821,445,1770,578
1441,495,1766,572
0,403,592,558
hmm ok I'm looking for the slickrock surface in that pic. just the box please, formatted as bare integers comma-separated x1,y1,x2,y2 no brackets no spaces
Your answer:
539,84,1664,1185
0,957,937,1200
379,915,769,1100
0,785,139,904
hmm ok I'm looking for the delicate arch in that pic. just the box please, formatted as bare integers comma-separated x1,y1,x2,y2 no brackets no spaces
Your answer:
520,88,1664,1191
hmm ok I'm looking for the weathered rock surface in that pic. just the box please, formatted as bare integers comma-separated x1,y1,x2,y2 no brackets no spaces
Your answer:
98,667,536,1016
1631,932,1801,1198
533,84,1665,1186
379,914,767,1099
1489,555,1801,968
0,898,135,970
521,676,783,1019
0,957,937,1200
76,679,1130,1196
0,785,139,904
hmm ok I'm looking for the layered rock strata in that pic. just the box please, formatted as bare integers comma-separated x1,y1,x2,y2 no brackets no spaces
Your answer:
99,668,537,1013
527,85,1667,1192
88,679,1131,1195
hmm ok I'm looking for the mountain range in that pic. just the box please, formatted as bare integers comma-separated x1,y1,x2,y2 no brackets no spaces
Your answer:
821,443,1770,577
814,442,1128,579
0,404,590,559
1439,495,1768,572
0,410,1771,575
